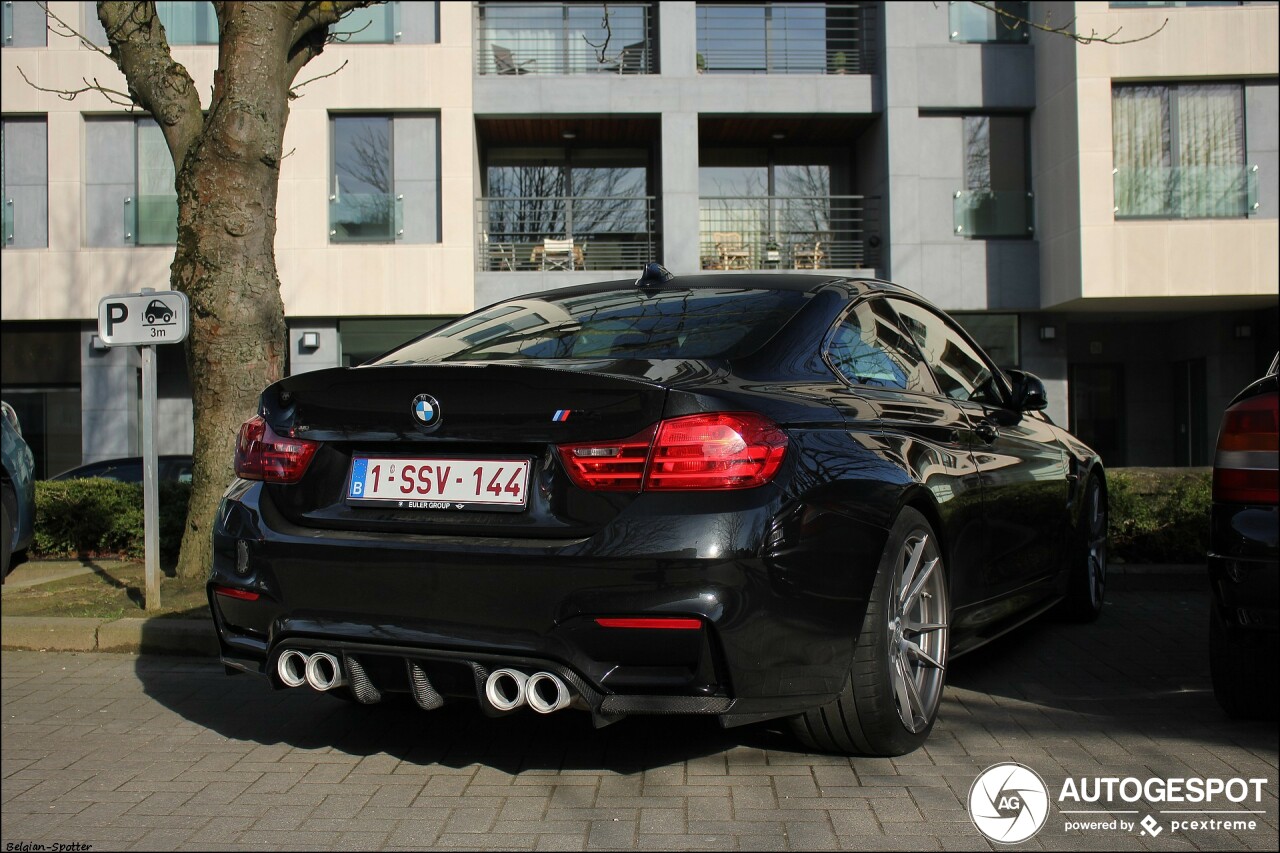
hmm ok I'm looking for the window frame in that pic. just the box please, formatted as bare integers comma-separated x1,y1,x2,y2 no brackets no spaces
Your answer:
821,296,940,396
882,297,1014,409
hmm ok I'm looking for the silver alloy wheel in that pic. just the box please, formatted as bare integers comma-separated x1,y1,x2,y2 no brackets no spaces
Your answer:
887,532,949,733
1086,481,1107,609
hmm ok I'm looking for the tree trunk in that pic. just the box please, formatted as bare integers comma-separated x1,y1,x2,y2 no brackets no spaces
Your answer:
171,8,292,579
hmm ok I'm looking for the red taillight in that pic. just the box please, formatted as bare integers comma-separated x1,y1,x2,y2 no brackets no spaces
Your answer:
1213,392,1279,504
557,412,788,493
558,425,656,491
595,617,702,630
647,413,788,490
234,415,319,484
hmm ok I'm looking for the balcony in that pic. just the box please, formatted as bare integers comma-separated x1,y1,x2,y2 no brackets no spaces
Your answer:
695,3,875,75
699,196,881,270
1113,165,1260,220
476,3,655,75
953,190,1034,238
476,195,658,271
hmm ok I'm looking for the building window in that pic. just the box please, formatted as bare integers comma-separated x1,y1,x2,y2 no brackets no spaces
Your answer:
954,114,1032,238
948,1,1029,43
3,0,48,47
477,3,654,75
952,313,1020,370
2,116,48,248
82,1,217,46
84,117,177,248
331,2,439,44
1112,83,1256,219
696,2,871,75
330,114,440,244
481,147,653,270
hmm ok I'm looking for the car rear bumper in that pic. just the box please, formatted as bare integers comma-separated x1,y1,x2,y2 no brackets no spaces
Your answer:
1209,503,1278,634
209,480,889,723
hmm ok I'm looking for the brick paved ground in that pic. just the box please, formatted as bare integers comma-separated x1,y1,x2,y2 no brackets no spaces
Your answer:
2,573,1276,851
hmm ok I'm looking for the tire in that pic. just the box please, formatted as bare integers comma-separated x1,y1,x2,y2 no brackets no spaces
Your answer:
1210,604,1279,720
790,507,950,756
1060,473,1106,622
2,501,12,579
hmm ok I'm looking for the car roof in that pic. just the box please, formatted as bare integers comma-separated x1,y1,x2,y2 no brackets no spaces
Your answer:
509,272,920,306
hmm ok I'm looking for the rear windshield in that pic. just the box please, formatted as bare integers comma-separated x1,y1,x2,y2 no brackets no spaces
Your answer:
374,288,811,364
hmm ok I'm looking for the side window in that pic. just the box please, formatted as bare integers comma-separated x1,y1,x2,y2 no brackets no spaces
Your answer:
888,299,1004,407
826,299,935,394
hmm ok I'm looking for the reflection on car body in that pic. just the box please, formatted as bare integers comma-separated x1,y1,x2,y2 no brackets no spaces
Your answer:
207,270,1107,756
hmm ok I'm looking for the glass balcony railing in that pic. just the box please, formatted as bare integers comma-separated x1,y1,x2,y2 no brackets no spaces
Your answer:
330,193,404,243
953,190,1034,238
1113,165,1260,219
476,3,655,75
3,199,14,245
476,195,657,270
696,3,875,75
699,195,881,269
949,0,1030,43
122,195,179,245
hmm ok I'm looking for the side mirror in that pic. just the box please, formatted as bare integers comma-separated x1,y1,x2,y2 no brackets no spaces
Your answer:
1006,369,1048,412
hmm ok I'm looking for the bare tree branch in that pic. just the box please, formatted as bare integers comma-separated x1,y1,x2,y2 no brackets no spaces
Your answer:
38,0,112,56
966,0,1169,46
289,59,349,99
14,65,135,108
288,0,378,55
97,1,203,169
582,3,617,64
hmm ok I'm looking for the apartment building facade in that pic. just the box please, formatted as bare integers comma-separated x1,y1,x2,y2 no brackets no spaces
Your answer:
2,0,1276,479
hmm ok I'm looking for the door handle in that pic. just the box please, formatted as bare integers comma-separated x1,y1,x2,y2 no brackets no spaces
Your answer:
975,421,999,443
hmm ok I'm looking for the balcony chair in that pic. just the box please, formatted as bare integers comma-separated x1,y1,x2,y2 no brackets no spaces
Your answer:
483,231,517,271
792,239,824,269
540,238,579,271
711,232,751,270
492,45,536,75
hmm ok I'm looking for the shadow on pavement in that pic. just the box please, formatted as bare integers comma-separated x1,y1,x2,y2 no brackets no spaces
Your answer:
131,571,1276,770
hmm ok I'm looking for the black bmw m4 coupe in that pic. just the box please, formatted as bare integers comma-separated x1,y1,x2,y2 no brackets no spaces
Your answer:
209,268,1107,756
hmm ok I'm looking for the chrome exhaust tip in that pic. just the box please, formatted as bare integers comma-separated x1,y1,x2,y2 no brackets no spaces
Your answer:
304,651,346,691
277,649,309,688
525,672,572,714
484,668,529,711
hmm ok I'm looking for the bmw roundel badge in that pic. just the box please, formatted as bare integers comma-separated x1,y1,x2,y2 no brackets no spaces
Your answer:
411,393,442,430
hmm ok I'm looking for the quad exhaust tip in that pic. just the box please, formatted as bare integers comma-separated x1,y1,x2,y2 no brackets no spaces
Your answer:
485,668,529,711
276,650,347,692
526,672,572,714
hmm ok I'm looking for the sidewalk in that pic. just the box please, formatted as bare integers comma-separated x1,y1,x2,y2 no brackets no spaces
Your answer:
1,559,218,656
0,562,1204,657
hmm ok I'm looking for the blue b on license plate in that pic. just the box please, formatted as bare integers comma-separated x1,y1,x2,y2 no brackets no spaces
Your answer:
348,456,530,510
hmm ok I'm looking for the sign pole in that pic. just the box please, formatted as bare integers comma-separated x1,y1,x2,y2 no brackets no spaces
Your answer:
95,286,189,613
140,290,161,611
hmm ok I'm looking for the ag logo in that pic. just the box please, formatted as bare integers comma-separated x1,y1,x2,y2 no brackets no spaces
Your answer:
968,762,1050,844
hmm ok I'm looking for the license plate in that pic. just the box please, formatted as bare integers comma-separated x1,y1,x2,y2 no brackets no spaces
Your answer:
347,456,531,510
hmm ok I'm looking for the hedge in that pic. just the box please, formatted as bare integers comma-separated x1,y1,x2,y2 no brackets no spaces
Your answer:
28,468,1211,565
1106,467,1211,564
32,479,191,561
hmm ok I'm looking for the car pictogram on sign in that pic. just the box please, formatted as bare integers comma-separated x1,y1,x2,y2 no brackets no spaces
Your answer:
144,299,174,325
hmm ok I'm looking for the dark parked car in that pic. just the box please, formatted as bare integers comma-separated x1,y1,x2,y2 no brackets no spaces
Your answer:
1208,353,1278,719
49,455,193,484
208,271,1106,756
2,401,36,578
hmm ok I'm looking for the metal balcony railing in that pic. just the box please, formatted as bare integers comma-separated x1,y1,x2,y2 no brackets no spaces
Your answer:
699,196,881,270
695,3,875,75
953,190,1034,238
477,195,658,270
1113,165,1260,219
476,3,655,75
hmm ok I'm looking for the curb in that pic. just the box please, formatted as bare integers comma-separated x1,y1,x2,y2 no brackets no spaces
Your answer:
1,615,218,656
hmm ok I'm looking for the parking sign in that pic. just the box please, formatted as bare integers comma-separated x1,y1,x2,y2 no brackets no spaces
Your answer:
96,290,189,346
